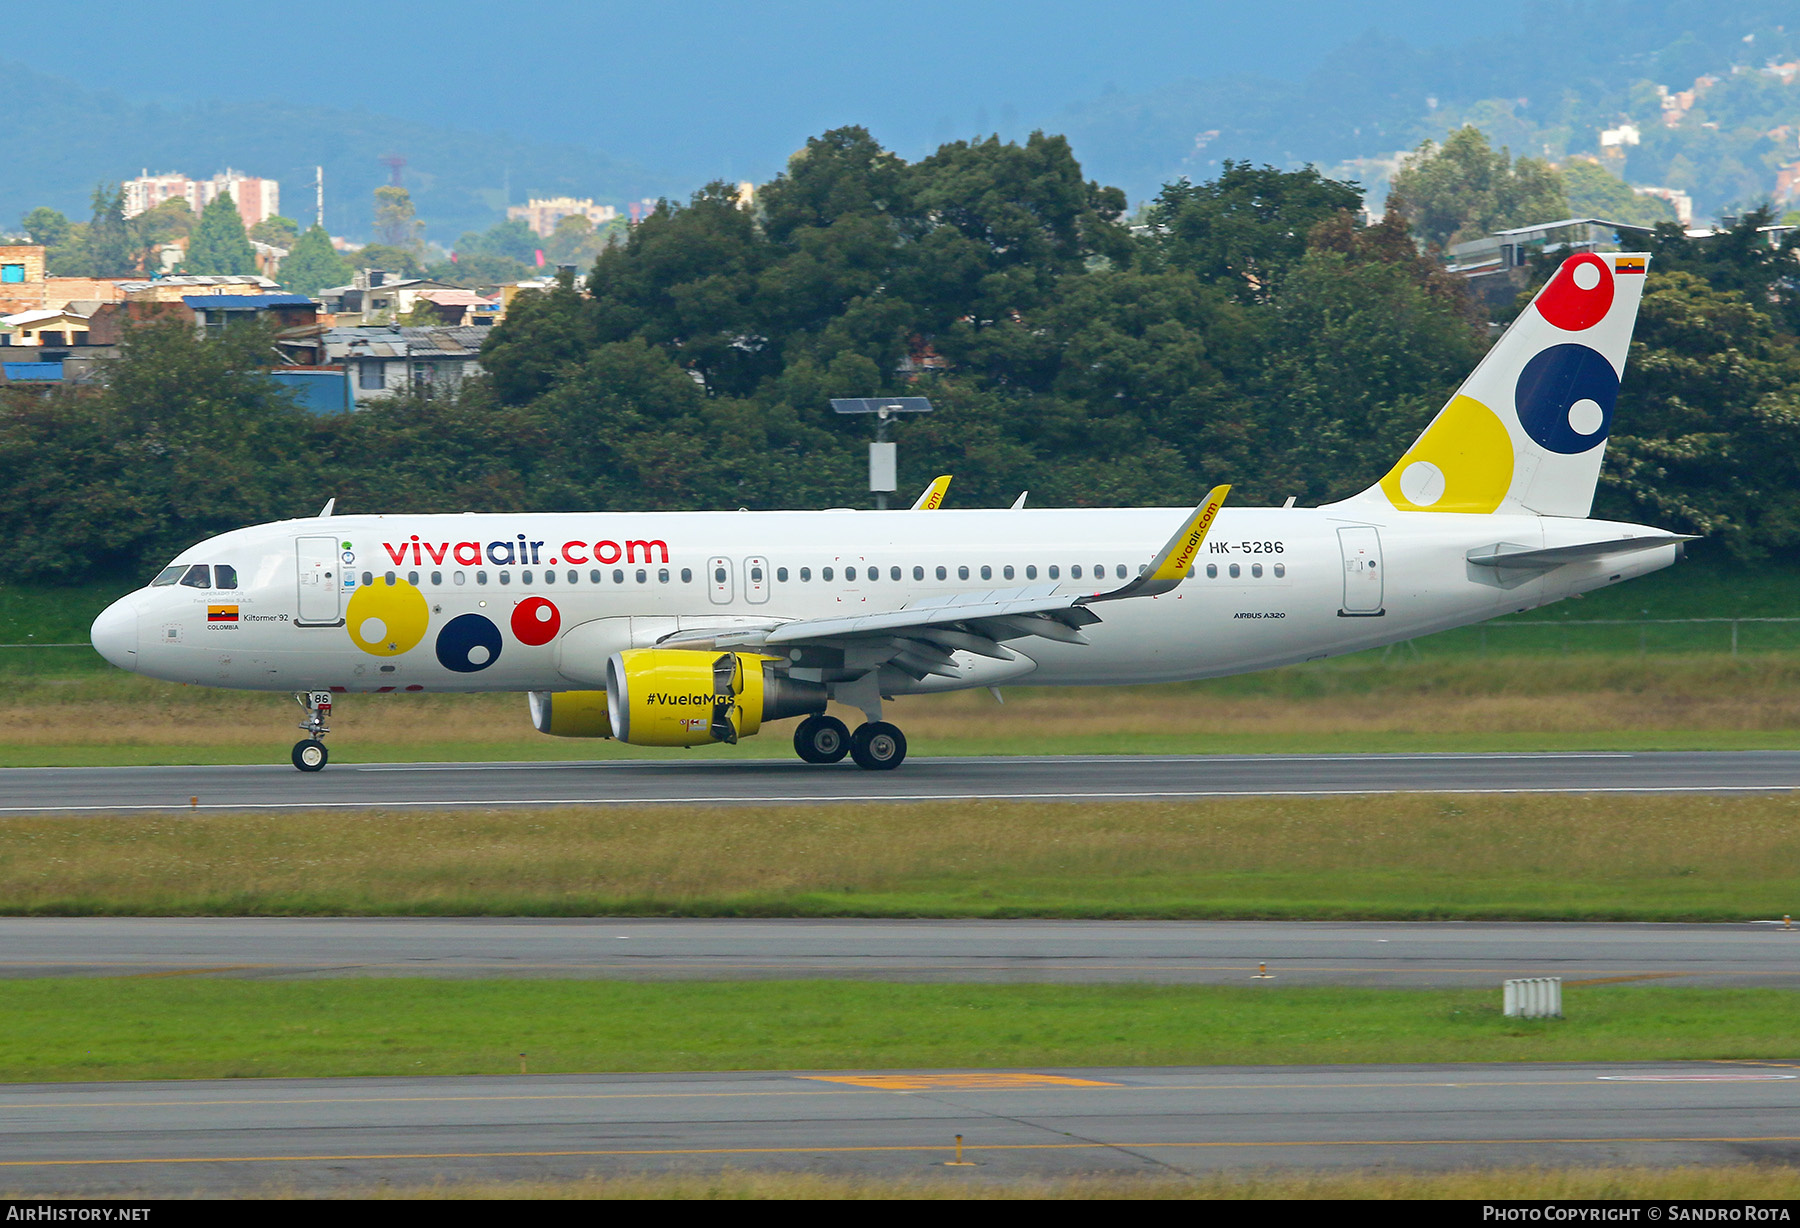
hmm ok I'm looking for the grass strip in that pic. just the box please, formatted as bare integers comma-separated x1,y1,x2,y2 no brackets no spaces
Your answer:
8,651,1800,766
4,796,1799,920
275,1166,1800,1200
3,980,1798,1083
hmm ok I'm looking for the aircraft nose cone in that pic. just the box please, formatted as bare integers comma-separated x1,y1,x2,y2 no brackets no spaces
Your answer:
91,596,140,671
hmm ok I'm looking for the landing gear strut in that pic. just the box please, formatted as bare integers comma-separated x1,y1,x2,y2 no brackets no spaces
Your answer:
292,691,332,772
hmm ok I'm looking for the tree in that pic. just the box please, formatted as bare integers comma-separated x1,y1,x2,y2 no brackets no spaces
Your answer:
21,207,72,248
134,199,195,248
183,192,258,275
1598,270,1800,558
1393,126,1569,249
82,184,140,277
1145,162,1362,299
249,215,301,249
545,214,612,267
374,186,423,251
454,218,539,264
353,243,426,279
279,224,354,297
1559,160,1675,228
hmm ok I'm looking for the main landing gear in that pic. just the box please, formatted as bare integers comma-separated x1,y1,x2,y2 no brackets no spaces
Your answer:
292,690,332,772
793,713,908,770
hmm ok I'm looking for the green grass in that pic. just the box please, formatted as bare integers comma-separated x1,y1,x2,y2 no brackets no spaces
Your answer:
3,980,1796,1083
4,796,1798,920
295,1167,1800,1200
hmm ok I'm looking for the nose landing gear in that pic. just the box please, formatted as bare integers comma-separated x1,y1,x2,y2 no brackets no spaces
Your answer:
292,691,332,772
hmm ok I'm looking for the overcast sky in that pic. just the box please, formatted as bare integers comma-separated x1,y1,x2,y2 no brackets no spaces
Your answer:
41,1,1521,183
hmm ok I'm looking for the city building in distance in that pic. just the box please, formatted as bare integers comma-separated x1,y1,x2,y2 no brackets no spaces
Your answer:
123,169,280,232
506,196,617,237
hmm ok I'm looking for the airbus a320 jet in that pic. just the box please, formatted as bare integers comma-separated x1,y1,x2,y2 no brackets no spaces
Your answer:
92,252,1687,771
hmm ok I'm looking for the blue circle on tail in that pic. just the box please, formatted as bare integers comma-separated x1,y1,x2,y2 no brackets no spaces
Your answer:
1514,343,1619,455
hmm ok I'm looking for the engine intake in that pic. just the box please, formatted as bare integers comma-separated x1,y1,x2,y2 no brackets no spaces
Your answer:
605,649,826,747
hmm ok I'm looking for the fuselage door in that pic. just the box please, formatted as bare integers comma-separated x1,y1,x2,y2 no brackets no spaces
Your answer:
744,556,769,605
707,556,733,605
1337,526,1385,617
295,536,344,626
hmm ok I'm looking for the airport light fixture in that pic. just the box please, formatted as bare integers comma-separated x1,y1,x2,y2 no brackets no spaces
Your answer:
830,396,934,510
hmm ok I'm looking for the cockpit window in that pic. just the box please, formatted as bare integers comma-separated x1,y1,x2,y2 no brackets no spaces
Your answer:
213,564,238,589
150,566,185,587
178,565,211,589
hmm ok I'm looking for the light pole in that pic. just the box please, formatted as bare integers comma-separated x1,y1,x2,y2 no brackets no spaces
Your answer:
830,397,934,510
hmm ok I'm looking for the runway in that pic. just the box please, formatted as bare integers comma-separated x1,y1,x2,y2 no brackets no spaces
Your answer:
6,1062,1799,1195
4,750,1800,812
6,918,1799,986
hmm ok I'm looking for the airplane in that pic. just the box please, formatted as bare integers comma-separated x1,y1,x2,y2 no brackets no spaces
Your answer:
91,251,1689,772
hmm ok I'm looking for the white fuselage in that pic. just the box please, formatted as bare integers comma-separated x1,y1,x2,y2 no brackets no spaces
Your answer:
91,505,1678,695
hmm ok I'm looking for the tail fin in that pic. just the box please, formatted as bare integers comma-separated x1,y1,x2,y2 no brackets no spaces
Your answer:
1348,252,1649,519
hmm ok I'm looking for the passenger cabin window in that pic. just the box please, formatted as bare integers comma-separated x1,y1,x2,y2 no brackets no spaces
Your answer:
681,568,693,583
407,570,420,586
214,565,239,589
151,566,185,586
1229,563,1240,578
800,567,812,582
980,565,992,581
453,571,466,586
890,566,901,581
1273,563,1286,578
1003,565,1014,580
384,571,397,586
589,569,601,583
777,567,789,582
543,570,555,584
612,569,624,584
659,569,670,583
822,567,834,582
714,566,727,583
935,566,947,580
179,565,210,589
432,571,443,586
522,570,533,584
1252,563,1263,578
635,569,647,583
1119,565,1130,579
1048,565,1059,579
957,566,969,580
1206,563,1217,579
1071,565,1082,579
567,570,578,584
846,566,857,581
476,570,489,585
750,566,763,582
913,566,924,581
499,571,511,585
1024,565,1036,580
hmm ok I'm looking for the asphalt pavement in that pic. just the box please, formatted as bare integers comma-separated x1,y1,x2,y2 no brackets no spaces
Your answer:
5,917,1797,986
5,1062,1798,1195
3,750,1799,812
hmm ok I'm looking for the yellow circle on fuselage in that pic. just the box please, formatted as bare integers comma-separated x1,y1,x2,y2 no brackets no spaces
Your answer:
1379,395,1515,514
346,577,429,656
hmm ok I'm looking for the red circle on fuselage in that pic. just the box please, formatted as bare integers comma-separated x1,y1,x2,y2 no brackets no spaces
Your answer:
511,597,561,646
1534,253,1614,332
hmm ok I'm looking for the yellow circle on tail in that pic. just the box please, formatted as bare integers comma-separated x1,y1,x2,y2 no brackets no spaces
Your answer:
346,578,429,657
1379,395,1515,514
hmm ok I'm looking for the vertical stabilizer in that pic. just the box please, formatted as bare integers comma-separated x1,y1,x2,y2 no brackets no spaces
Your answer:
1345,252,1648,519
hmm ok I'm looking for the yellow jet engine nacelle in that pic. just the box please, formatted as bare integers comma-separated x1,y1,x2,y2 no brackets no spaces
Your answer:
528,689,614,738
604,649,826,747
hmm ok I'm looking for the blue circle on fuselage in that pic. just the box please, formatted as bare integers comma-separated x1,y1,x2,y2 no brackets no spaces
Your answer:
435,613,503,673
1514,343,1619,455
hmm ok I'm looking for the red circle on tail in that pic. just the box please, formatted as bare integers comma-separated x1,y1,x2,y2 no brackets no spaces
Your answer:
1534,253,1614,332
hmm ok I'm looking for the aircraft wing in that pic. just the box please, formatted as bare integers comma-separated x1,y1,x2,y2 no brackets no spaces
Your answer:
653,486,1230,680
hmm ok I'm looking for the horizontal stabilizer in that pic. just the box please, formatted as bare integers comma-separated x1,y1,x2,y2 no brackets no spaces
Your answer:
1467,535,1694,570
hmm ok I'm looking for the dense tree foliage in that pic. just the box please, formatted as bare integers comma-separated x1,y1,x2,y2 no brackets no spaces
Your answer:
279,224,354,296
1394,127,1569,249
182,193,258,276
4,126,1799,586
